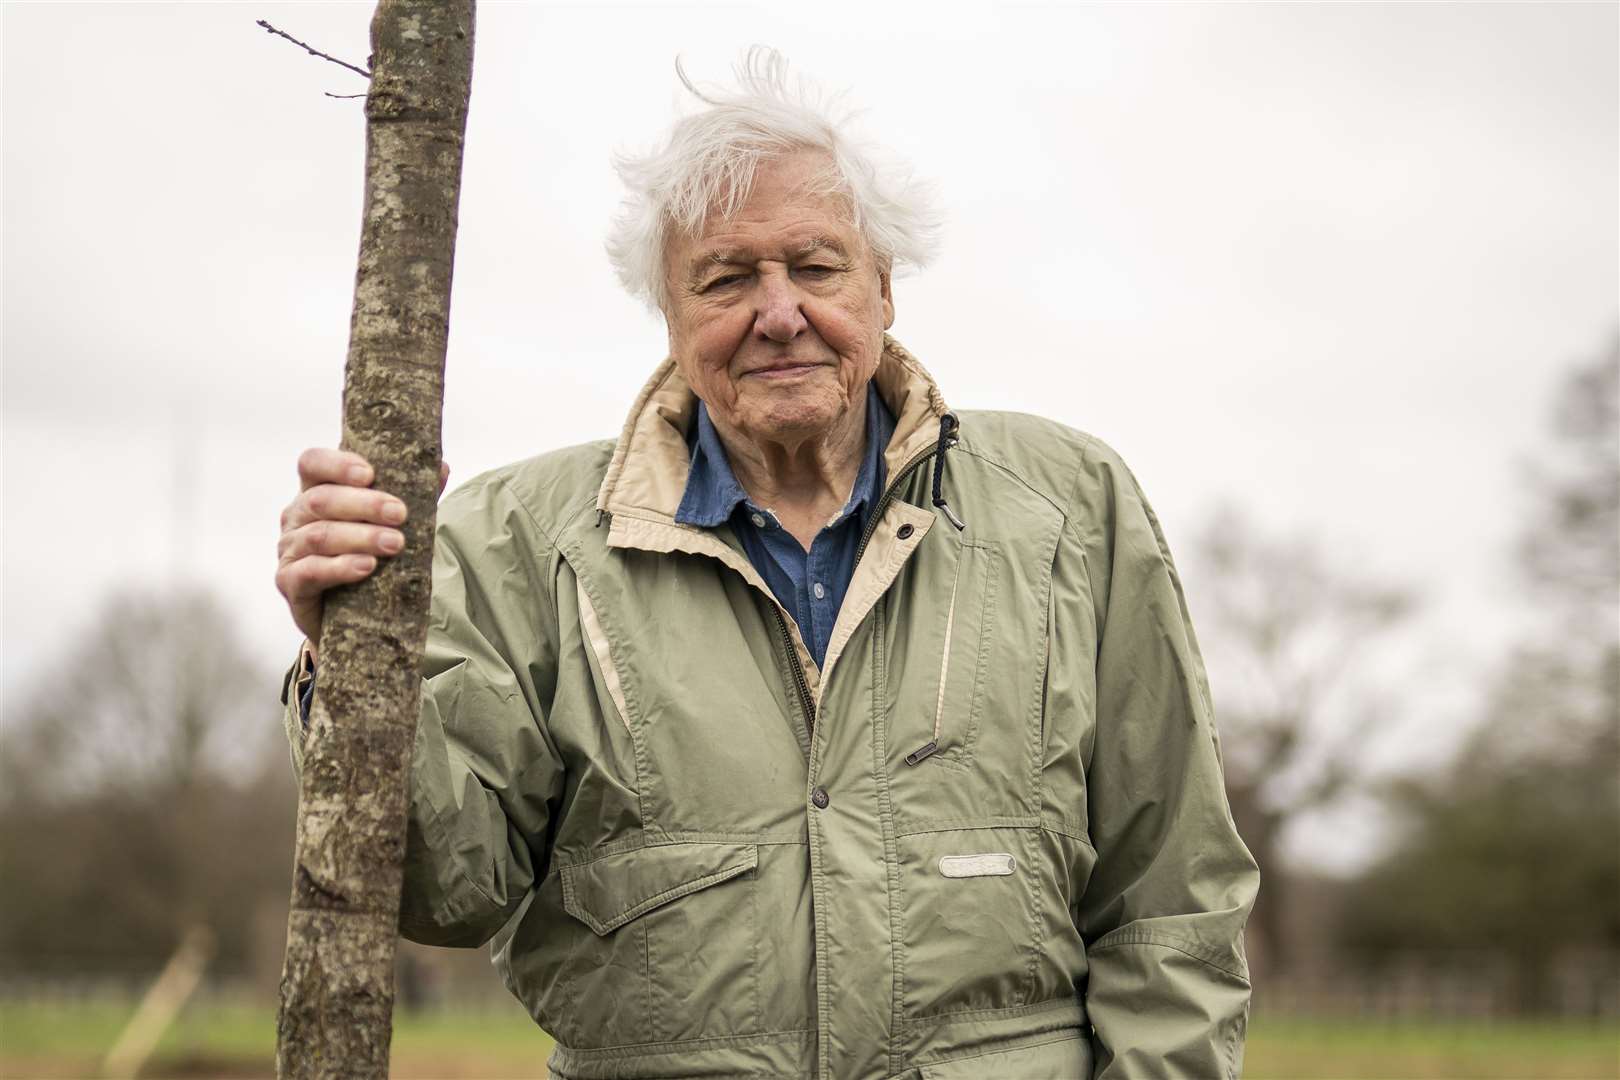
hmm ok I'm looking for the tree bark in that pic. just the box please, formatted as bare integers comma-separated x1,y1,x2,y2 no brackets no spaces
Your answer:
276,3,474,1077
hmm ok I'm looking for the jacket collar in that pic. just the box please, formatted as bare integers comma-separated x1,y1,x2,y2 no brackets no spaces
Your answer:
595,333,950,522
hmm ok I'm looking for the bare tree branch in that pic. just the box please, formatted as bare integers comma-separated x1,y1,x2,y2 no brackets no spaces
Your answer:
1188,505,1419,973
255,19,372,79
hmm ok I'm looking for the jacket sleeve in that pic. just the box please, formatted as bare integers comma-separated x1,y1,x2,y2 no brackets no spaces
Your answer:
280,476,566,948
1069,438,1259,1080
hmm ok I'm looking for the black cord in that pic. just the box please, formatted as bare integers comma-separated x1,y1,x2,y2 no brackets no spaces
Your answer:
931,412,967,531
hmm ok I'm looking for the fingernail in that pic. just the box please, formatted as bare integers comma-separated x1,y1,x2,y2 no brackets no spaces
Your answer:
383,501,407,524
348,465,372,485
380,530,404,553
355,555,377,573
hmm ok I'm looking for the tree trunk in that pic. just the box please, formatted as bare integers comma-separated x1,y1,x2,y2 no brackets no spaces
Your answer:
275,3,475,1077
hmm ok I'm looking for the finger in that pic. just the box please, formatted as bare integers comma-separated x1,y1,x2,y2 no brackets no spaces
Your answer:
278,520,405,562
438,461,451,497
298,448,375,491
283,483,409,531
276,553,379,604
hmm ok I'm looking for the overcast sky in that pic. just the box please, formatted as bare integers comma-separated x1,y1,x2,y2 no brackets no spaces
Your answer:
4,2,1615,866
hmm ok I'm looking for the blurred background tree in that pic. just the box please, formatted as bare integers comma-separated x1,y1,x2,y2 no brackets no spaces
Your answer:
1340,341,1620,1014
1186,508,1416,975
0,590,296,980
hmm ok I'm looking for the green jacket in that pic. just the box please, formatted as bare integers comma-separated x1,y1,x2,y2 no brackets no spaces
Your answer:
283,337,1258,1079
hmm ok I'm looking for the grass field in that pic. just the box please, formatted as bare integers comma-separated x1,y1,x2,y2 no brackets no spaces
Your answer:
0,1000,1615,1078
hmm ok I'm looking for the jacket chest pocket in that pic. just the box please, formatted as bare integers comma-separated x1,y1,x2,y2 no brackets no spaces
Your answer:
885,536,1044,825
551,841,761,1047
894,539,999,774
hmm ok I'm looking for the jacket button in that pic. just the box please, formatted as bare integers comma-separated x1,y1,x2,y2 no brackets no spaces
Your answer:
811,786,830,809
897,524,914,540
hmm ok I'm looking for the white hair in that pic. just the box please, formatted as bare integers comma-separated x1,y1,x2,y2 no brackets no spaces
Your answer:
606,47,943,313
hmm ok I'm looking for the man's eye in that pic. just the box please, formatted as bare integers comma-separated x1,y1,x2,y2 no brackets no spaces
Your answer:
704,273,746,291
798,265,839,277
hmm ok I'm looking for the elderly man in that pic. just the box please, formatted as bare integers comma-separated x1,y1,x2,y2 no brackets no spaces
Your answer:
276,51,1257,1080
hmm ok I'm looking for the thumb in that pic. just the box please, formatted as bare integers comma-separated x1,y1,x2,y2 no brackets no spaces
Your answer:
438,461,451,497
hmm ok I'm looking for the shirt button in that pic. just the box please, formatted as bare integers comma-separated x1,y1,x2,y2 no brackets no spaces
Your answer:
897,524,915,540
811,786,830,809
812,582,826,600
750,512,767,528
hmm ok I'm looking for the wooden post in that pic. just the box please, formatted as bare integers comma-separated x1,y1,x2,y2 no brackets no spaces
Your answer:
275,3,475,1076
102,925,215,1080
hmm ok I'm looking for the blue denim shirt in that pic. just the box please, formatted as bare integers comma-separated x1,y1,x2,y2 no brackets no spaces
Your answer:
298,383,895,721
675,383,895,668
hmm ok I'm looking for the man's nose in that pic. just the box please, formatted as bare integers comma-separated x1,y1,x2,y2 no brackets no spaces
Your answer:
754,272,808,342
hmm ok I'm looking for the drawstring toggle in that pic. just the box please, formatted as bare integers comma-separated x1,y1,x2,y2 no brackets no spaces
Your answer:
932,412,967,531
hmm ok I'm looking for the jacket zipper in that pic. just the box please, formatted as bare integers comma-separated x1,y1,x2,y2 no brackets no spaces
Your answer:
776,444,941,740
774,606,817,736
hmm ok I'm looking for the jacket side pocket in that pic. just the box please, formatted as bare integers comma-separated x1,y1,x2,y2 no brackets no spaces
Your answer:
555,841,761,1045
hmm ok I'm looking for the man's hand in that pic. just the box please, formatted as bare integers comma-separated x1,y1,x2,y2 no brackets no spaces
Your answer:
276,449,450,657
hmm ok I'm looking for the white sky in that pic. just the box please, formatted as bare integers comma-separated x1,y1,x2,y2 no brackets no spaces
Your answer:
4,2,1616,868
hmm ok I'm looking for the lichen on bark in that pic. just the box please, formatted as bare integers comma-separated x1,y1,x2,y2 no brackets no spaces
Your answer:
275,3,475,1077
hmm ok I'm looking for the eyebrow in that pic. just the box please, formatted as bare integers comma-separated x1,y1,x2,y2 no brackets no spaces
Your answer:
686,236,850,283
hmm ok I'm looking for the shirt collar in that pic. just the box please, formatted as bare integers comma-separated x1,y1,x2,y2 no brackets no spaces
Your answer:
676,381,896,530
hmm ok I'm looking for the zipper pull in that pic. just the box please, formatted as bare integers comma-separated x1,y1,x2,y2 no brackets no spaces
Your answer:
904,741,939,766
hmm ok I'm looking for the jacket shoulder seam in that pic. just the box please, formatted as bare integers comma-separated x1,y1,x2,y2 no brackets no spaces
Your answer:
949,444,1067,521
478,471,567,554
1059,431,1103,542
464,439,615,551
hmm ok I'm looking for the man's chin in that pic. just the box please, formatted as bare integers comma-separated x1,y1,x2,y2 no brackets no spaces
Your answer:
737,401,846,446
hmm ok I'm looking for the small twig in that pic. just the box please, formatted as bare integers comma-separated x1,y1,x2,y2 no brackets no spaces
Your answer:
324,93,367,100
256,19,371,79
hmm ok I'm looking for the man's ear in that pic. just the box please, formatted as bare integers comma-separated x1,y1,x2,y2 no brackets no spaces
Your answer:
880,267,895,330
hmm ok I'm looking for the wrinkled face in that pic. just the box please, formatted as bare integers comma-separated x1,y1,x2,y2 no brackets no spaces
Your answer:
663,150,894,450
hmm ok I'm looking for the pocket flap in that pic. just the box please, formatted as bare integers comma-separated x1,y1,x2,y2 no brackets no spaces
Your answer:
560,842,758,936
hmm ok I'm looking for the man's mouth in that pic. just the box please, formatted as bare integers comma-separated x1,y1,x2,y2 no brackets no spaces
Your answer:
744,361,829,379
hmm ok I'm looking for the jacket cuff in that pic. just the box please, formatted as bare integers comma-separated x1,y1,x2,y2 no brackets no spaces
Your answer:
280,639,318,708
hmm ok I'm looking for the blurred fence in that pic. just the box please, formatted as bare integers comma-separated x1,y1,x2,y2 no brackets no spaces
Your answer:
0,939,524,1014
1256,952,1620,1021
